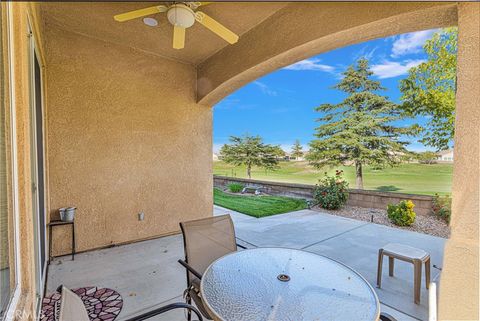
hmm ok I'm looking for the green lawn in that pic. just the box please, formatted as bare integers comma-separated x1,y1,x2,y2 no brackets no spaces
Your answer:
214,188,307,218
213,161,453,196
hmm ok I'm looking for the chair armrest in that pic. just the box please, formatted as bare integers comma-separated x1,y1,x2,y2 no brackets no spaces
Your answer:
236,243,247,249
178,259,203,280
124,302,203,321
379,312,397,321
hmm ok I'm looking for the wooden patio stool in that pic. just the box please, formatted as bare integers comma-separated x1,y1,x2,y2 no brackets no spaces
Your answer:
377,243,431,304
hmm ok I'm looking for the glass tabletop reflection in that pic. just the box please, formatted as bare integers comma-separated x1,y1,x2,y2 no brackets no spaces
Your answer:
200,247,380,321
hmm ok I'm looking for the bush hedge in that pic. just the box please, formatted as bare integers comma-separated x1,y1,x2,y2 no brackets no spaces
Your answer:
432,194,451,224
387,200,416,226
313,170,349,210
228,183,244,193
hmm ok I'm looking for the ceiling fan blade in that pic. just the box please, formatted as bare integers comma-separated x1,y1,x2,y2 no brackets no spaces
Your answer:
114,5,168,22
195,12,239,44
173,25,186,49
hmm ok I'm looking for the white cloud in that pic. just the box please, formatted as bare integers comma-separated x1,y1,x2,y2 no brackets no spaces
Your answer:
353,45,380,61
283,58,335,73
253,81,277,96
214,98,256,110
371,59,425,79
391,29,436,57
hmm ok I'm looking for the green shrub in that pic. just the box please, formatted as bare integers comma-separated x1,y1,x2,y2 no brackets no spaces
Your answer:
313,170,349,210
432,193,451,224
416,151,439,164
228,183,244,193
387,200,416,226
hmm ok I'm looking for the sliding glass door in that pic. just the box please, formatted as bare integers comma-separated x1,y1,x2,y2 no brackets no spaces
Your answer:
28,22,47,311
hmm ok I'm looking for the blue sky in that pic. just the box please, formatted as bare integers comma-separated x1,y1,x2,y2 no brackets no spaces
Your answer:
213,29,438,153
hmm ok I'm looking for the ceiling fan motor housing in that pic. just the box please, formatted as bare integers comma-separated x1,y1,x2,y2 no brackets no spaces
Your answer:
167,4,195,28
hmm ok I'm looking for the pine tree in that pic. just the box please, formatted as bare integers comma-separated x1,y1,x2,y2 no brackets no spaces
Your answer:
220,135,279,179
291,140,304,160
307,58,415,189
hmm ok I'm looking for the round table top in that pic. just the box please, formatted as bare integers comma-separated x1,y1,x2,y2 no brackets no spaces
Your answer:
200,248,380,321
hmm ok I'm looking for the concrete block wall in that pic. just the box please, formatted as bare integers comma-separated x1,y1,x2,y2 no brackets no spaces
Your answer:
214,175,434,216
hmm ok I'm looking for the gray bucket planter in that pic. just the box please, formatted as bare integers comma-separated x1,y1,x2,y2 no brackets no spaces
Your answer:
59,207,76,222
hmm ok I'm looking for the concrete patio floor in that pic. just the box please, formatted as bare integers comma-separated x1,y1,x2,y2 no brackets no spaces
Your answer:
46,206,445,321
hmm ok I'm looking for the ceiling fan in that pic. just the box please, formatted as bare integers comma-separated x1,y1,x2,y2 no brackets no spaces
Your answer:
114,2,239,50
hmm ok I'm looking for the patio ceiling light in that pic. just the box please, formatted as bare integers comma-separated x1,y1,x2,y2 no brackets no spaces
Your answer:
143,17,158,27
113,2,239,50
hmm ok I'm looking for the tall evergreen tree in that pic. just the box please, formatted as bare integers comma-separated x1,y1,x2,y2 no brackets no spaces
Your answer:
307,58,415,189
220,135,279,179
291,140,304,160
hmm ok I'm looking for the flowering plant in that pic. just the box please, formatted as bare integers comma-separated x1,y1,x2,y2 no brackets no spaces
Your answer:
313,170,349,210
387,200,416,226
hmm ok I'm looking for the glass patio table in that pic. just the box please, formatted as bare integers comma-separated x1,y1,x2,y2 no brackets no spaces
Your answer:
200,247,380,321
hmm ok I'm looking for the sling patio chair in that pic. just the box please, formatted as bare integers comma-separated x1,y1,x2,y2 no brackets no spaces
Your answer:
54,285,203,321
178,214,246,321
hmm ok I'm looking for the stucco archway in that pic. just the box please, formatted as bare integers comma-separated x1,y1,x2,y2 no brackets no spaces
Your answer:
201,3,479,320
197,2,457,106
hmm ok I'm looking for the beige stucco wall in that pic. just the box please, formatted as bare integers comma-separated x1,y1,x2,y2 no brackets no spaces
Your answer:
438,3,479,320
43,25,213,255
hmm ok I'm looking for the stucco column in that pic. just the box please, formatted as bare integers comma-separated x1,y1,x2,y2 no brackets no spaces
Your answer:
438,3,479,320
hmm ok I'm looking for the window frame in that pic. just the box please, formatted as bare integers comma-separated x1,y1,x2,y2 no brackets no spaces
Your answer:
1,2,23,320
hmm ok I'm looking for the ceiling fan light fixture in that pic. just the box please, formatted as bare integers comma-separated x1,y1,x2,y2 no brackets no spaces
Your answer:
167,4,195,28
114,3,239,49
143,17,158,27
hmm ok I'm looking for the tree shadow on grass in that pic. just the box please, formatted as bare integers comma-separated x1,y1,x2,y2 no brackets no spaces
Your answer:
375,185,401,192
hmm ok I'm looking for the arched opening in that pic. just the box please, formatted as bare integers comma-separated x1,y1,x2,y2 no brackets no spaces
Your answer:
207,4,479,319
212,27,455,320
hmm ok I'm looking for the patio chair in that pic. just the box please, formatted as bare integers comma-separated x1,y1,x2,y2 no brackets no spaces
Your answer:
379,312,397,321
55,285,203,321
178,215,246,320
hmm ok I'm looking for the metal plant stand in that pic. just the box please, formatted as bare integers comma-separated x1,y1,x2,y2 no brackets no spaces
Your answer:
48,220,75,263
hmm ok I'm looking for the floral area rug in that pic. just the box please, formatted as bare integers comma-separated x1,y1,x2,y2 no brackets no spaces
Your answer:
41,287,123,321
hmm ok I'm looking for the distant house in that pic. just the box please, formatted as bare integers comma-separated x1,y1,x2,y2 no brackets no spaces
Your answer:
213,153,219,161
291,155,306,161
283,151,307,162
437,149,454,162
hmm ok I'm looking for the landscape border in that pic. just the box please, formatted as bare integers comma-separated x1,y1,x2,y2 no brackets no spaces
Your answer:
214,175,434,216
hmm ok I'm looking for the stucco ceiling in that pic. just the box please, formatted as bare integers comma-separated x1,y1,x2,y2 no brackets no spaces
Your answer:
39,2,288,65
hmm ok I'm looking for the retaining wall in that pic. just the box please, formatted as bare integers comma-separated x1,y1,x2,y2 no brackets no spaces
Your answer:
213,175,434,216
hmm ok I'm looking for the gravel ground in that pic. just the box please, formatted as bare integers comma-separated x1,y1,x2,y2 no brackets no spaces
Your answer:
312,205,450,238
